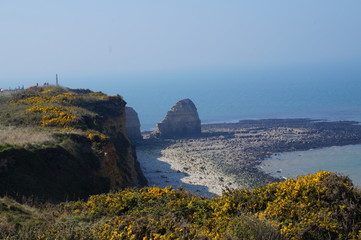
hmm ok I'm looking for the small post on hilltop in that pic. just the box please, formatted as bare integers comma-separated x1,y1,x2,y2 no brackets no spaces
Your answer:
56,74,59,86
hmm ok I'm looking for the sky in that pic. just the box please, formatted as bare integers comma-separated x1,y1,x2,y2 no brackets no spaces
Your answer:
0,1,361,88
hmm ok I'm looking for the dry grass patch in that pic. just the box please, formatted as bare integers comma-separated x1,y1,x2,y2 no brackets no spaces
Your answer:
0,126,55,147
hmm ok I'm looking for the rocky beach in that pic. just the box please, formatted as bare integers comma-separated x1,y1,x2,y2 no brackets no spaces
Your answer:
136,119,361,197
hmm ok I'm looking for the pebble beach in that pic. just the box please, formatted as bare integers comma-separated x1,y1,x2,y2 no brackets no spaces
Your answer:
136,119,361,197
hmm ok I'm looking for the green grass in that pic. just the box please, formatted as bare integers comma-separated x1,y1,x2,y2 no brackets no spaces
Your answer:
0,196,92,240
0,87,115,146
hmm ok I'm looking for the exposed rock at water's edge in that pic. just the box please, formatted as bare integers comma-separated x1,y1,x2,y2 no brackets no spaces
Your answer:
152,99,201,139
126,107,143,142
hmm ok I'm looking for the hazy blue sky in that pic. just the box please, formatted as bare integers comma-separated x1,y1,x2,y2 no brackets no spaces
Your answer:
1,1,361,88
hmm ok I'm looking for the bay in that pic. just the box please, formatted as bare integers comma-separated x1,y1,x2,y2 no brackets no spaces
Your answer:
259,144,361,187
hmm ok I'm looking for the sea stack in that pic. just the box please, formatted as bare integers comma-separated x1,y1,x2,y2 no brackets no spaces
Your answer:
152,99,201,139
125,107,143,142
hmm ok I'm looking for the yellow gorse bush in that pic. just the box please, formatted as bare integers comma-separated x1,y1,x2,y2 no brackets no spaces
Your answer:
15,92,88,105
27,105,79,127
224,171,361,239
11,87,110,105
63,172,361,239
86,132,109,142
8,87,111,130
40,89,57,94
68,186,281,239
3,172,359,239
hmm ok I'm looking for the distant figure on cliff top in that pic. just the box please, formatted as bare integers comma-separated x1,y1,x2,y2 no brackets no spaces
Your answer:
152,98,201,139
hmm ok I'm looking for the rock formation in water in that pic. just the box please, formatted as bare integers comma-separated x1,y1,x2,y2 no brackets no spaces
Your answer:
152,98,201,139
126,107,142,142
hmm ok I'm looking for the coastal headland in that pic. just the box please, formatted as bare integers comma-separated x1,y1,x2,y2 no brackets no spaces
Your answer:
137,118,361,197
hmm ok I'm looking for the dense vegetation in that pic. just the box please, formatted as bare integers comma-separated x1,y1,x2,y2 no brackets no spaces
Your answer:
0,86,114,130
0,86,134,201
0,86,120,150
0,171,360,240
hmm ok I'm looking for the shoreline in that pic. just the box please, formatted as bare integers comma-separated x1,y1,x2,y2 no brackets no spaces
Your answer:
136,118,361,197
259,143,361,186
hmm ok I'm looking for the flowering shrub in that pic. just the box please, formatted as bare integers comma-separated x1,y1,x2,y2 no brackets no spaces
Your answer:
15,92,95,105
10,87,110,105
27,105,79,127
223,171,361,239
40,89,57,94
86,132,109,142
62,172,361,239
68,186,281,239
2,172,359,239
8,87,112,130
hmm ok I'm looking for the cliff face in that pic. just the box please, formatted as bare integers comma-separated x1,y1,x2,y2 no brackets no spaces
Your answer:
82,97,147,188
0,136,108,201
152,99,201,139
0,87,147,202
125,107,143,142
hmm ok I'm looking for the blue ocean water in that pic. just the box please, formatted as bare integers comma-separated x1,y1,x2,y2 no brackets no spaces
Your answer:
89,64,361,130
259,144,361,187
76,63,361,185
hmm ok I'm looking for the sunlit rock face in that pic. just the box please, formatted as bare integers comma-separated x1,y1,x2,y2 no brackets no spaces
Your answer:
125,107,142,142
152,99,201,139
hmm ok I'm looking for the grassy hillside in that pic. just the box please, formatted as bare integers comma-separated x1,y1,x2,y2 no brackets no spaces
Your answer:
0,171,360,240
0,86,146,202
0,86,111,131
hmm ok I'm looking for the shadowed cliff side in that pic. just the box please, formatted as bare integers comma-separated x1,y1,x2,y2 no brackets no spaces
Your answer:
0,86,147,202
125,107,143,143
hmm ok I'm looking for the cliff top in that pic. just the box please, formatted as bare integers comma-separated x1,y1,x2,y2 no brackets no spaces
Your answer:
0,86,123,146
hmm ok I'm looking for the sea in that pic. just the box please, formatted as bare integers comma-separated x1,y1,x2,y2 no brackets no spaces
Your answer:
72,63,361,185
259,144,361,187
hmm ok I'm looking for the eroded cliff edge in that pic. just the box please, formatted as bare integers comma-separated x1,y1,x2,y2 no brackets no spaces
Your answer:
0,86,147,201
